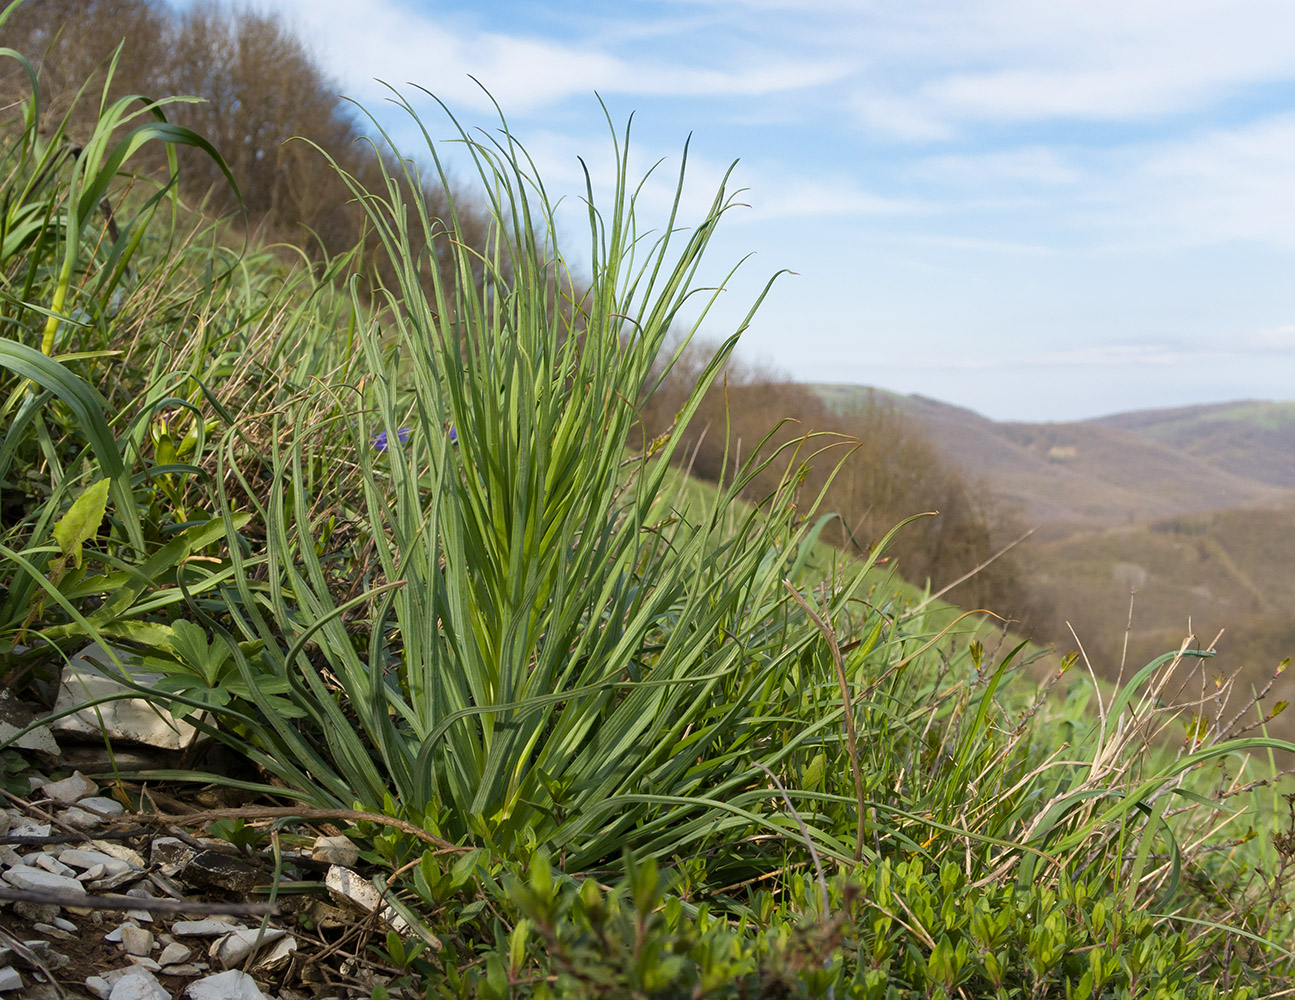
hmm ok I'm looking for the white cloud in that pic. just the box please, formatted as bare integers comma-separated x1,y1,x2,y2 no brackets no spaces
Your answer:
835,0,1295,135
267,0,852,115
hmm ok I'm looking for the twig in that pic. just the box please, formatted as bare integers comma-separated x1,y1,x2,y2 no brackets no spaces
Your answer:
0,886,275,915
136,806,467,853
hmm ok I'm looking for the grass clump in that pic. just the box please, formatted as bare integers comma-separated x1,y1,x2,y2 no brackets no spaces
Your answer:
0,28,1293,997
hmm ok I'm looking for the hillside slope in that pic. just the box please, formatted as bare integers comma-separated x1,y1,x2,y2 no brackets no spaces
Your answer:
815,384,1294,531
1091,400,1295,488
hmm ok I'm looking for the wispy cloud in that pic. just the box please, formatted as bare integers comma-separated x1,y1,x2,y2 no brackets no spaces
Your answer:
276,0,851,114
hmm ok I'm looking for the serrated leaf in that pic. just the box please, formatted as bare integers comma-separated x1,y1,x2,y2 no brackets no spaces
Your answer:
52,478,110,571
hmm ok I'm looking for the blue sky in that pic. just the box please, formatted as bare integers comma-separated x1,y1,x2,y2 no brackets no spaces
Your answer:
254,0,1294,421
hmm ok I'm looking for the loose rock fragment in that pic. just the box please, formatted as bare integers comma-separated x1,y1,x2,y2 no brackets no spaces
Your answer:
149,837,195,870
210,926,286,969
185,970,268,1000
2,865,86,895
311,835,358,867
252,933,297,972
106,967,169,1000
30,922,74,940
179,851,262,895
61,849,135,876
87,841,145,868
85,976,111,1000
171,918,241,938
120,925,154,957
33,854,75,877
325,865,381,911
325,865,411,934
36,771,97,805
157,941,192,967
52,644,199,750
0,967,21,992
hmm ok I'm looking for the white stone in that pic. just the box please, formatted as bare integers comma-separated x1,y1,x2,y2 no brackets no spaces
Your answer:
251,933,297,972
0,718,59,756
325,865,382,912
78,796,125,816
311,835,358,867
2,865,85,895
172,918,242,937
209,927,286,968
0,966,21,992
37,772,97,805
59,807,107,829
34,854,75,877
51,644,200,750
126,956,161,972
120,925,153,957
157,942,192,967
87,841,145,868
162,964,203,977
52,916,77,932
77,864,106,882
89,869,147,892
185,970,268,1000
31,922,74,940
9,822,50,838
62,849,134,874
107,968,169,1000
84,975,112,1000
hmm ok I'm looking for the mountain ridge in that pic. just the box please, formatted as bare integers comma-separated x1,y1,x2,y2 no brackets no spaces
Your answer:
813,384,1295,531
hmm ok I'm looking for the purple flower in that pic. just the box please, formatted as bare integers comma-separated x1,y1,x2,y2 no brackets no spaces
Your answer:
372,427,413,452
371,426,457,452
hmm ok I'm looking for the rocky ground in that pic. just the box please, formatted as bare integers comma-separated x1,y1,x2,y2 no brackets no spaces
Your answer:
0,651,433,1000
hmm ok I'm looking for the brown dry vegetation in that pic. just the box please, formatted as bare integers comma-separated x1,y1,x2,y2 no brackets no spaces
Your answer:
0,0,497,294
642,343,1044,625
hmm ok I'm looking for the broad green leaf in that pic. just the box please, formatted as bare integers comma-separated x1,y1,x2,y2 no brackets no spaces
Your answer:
51,477,110,570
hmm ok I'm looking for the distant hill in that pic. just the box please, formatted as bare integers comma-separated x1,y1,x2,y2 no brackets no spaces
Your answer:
814,385,1295,532
1091,400,1295,489
813,384,1295,741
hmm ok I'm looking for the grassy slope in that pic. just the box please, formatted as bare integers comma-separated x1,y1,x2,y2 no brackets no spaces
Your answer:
664,458,1065,683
